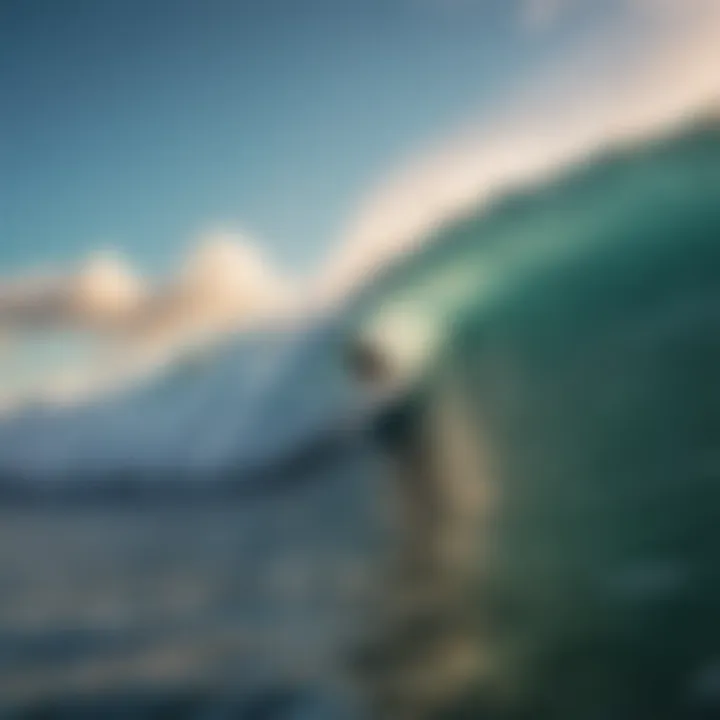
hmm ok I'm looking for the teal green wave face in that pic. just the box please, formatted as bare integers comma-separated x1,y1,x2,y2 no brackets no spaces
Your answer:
347,119,720,719
348,118,720,396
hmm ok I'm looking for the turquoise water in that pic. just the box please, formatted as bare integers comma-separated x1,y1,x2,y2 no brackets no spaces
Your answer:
344,116,720,719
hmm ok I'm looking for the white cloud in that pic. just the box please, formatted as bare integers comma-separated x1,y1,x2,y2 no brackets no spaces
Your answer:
70,249,145,326
0,230,295,410
121,230,296,356
316,0,720,302
178,230,291,321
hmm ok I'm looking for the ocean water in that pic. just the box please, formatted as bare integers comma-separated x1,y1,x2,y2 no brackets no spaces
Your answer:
0,116,719,718
0,450,382,718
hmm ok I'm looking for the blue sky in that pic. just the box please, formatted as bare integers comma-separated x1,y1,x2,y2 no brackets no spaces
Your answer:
1,0,608,279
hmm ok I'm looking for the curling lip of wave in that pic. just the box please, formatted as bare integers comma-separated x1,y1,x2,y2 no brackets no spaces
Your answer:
318,0,720,301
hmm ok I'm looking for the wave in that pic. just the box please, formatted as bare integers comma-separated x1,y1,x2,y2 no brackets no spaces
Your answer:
342,113,720,718
1,114,718,494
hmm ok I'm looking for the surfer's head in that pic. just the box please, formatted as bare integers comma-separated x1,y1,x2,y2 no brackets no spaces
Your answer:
346,337,392,388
